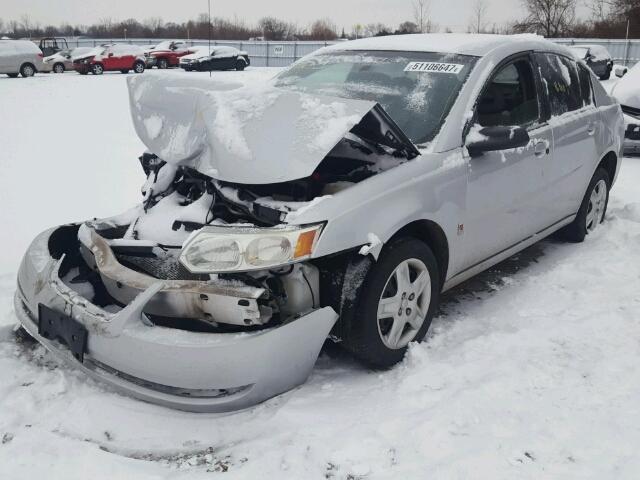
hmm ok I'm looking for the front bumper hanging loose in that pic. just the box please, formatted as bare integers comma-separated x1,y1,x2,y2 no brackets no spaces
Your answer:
14,226,338,412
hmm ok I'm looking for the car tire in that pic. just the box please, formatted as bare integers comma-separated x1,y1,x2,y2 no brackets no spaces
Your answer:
236,59,246,71
20,63,36,77
157,58,169,69
92,64,104,75
340,237,440,368
120,69,129,74
7,73,19,78
558,168,610,242
53,63,65,74
133,61,145,74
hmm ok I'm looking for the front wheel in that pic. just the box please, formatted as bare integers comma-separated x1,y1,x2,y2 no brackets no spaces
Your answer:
558,168,610,242
236,59,246,71
157,58,169,69
53,63,65,74
92,64,104,75
133,61,145,74
340,237,440,368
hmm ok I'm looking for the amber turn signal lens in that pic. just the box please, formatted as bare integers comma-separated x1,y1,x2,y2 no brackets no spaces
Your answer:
294,230,318,258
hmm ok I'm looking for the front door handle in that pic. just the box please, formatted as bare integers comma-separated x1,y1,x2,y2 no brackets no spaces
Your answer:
587,123,596,136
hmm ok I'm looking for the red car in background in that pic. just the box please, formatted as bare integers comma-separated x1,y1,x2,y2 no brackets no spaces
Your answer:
145,40,194,69
73,44,147,75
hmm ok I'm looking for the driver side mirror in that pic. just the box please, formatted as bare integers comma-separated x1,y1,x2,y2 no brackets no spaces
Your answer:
108,52,114,58
466,126,530,157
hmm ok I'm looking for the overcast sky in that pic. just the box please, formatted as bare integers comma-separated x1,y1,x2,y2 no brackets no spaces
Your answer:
1,0,589,32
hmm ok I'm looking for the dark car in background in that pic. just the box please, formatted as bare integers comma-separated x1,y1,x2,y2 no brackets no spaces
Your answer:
180,46,250,71
569,44,614,80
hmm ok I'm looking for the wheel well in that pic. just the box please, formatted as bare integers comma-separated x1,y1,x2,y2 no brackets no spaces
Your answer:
390,220,449,288
598,151,618,185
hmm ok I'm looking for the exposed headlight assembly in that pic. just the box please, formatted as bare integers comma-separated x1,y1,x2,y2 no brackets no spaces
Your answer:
179,224,324,273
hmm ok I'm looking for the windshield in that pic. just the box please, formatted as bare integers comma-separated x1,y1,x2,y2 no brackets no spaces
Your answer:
274,50,478,145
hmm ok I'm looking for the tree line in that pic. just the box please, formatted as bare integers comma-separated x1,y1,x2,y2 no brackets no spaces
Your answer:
0,0,638,42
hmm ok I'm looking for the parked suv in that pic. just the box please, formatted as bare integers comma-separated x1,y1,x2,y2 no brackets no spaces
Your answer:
73,44,146,75
569,44,614,80
145,40,193,69
15,34,623,413
0,39,44,77
611,61,640,155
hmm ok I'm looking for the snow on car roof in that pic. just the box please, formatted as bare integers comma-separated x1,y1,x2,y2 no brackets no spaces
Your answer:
323,33,563,57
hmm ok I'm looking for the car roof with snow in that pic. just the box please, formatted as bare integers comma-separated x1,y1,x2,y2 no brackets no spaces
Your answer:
322,33,570,58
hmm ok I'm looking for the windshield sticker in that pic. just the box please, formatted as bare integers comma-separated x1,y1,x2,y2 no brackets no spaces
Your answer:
404,62,465,74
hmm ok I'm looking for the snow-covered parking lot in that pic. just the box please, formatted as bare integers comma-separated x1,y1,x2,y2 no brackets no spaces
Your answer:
1,69,640,479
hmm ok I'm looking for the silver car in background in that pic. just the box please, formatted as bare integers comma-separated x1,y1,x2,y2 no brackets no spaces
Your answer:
0,39,44,77
42,47,95,73
15,34,624,412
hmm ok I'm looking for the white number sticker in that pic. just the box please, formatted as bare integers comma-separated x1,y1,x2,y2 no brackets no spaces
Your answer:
404,62,465,74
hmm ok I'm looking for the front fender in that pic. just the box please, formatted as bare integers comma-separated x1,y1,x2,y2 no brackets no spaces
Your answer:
292,150,467,280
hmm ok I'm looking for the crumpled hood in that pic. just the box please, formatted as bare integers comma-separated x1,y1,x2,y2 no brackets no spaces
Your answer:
128,75,376,184
612,65,640,109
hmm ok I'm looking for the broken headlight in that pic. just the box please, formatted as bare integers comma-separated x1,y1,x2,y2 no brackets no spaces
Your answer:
179,224,324,273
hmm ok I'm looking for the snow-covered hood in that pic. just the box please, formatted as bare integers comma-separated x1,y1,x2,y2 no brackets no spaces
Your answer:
127,75,377,184
613,64,640,109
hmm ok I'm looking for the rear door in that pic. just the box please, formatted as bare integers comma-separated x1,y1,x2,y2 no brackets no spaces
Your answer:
462,54,554,268
534,53,599,222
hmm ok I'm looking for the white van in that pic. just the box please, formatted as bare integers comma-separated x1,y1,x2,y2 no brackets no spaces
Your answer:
0,40,44,77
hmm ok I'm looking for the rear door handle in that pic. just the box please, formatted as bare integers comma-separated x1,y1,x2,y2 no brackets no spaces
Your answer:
534,140,548,157
587,123,596,136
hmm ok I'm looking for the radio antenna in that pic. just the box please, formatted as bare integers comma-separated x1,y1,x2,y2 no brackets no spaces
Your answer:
208,0,212,77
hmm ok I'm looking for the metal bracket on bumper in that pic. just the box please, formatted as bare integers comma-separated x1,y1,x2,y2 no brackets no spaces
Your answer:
14,227,338,412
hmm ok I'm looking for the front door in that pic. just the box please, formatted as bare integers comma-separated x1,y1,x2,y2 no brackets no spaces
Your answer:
461,54,553,269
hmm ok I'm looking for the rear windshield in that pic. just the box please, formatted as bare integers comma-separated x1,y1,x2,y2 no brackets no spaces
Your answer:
274,50,478,145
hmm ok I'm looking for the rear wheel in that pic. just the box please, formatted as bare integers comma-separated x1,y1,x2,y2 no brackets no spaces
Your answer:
157,58,169,69
558,168,610,242
340,237,440,368
235,59,246,71
20,63,35,77
53,63,65,74
92,63,104,75
133,61,145,74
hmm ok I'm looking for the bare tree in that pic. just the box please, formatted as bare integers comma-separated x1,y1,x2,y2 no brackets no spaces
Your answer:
518,0,577,37
352,24,364,39
412,0,433,33
468,0,489,33
307,18,338,40
364,23,391,37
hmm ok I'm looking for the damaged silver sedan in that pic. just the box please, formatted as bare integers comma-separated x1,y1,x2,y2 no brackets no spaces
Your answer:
15,34,624,412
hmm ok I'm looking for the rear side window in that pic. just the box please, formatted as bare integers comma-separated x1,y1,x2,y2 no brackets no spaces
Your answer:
578,64,594,107
477,58,540,128
536,53,582,116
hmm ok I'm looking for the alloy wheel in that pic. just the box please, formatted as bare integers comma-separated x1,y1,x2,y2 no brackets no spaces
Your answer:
586,179,607,232
376,258,431,349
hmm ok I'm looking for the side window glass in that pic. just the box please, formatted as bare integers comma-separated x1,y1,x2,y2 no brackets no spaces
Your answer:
477,58,540,128
578,64,594,107
536,53,581,115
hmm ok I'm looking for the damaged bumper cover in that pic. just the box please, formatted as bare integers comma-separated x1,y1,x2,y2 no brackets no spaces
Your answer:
14,226,337,412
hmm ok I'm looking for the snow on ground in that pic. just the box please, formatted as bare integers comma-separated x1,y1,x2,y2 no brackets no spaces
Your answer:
1,68,640,479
